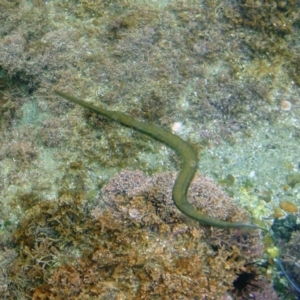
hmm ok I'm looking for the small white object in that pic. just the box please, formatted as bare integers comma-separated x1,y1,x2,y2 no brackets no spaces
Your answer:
249,170,256,178
171,122,183,134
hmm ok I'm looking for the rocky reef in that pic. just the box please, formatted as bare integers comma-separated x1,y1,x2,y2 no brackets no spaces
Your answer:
1,170,277,299
1,0,300,299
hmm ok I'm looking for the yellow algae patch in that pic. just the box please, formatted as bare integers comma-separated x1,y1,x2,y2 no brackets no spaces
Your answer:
266,246,280,259
271,206,285,219
279,201,298,213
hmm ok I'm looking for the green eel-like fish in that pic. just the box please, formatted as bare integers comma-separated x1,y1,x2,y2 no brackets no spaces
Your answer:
55,90,265,230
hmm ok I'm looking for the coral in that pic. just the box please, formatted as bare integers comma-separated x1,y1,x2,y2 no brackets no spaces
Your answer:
2,170,269,299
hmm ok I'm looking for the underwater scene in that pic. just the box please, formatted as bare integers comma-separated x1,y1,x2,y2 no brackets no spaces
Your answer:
0,0,300,299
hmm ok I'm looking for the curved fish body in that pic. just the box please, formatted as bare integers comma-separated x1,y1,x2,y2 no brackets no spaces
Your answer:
55,90,264,230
